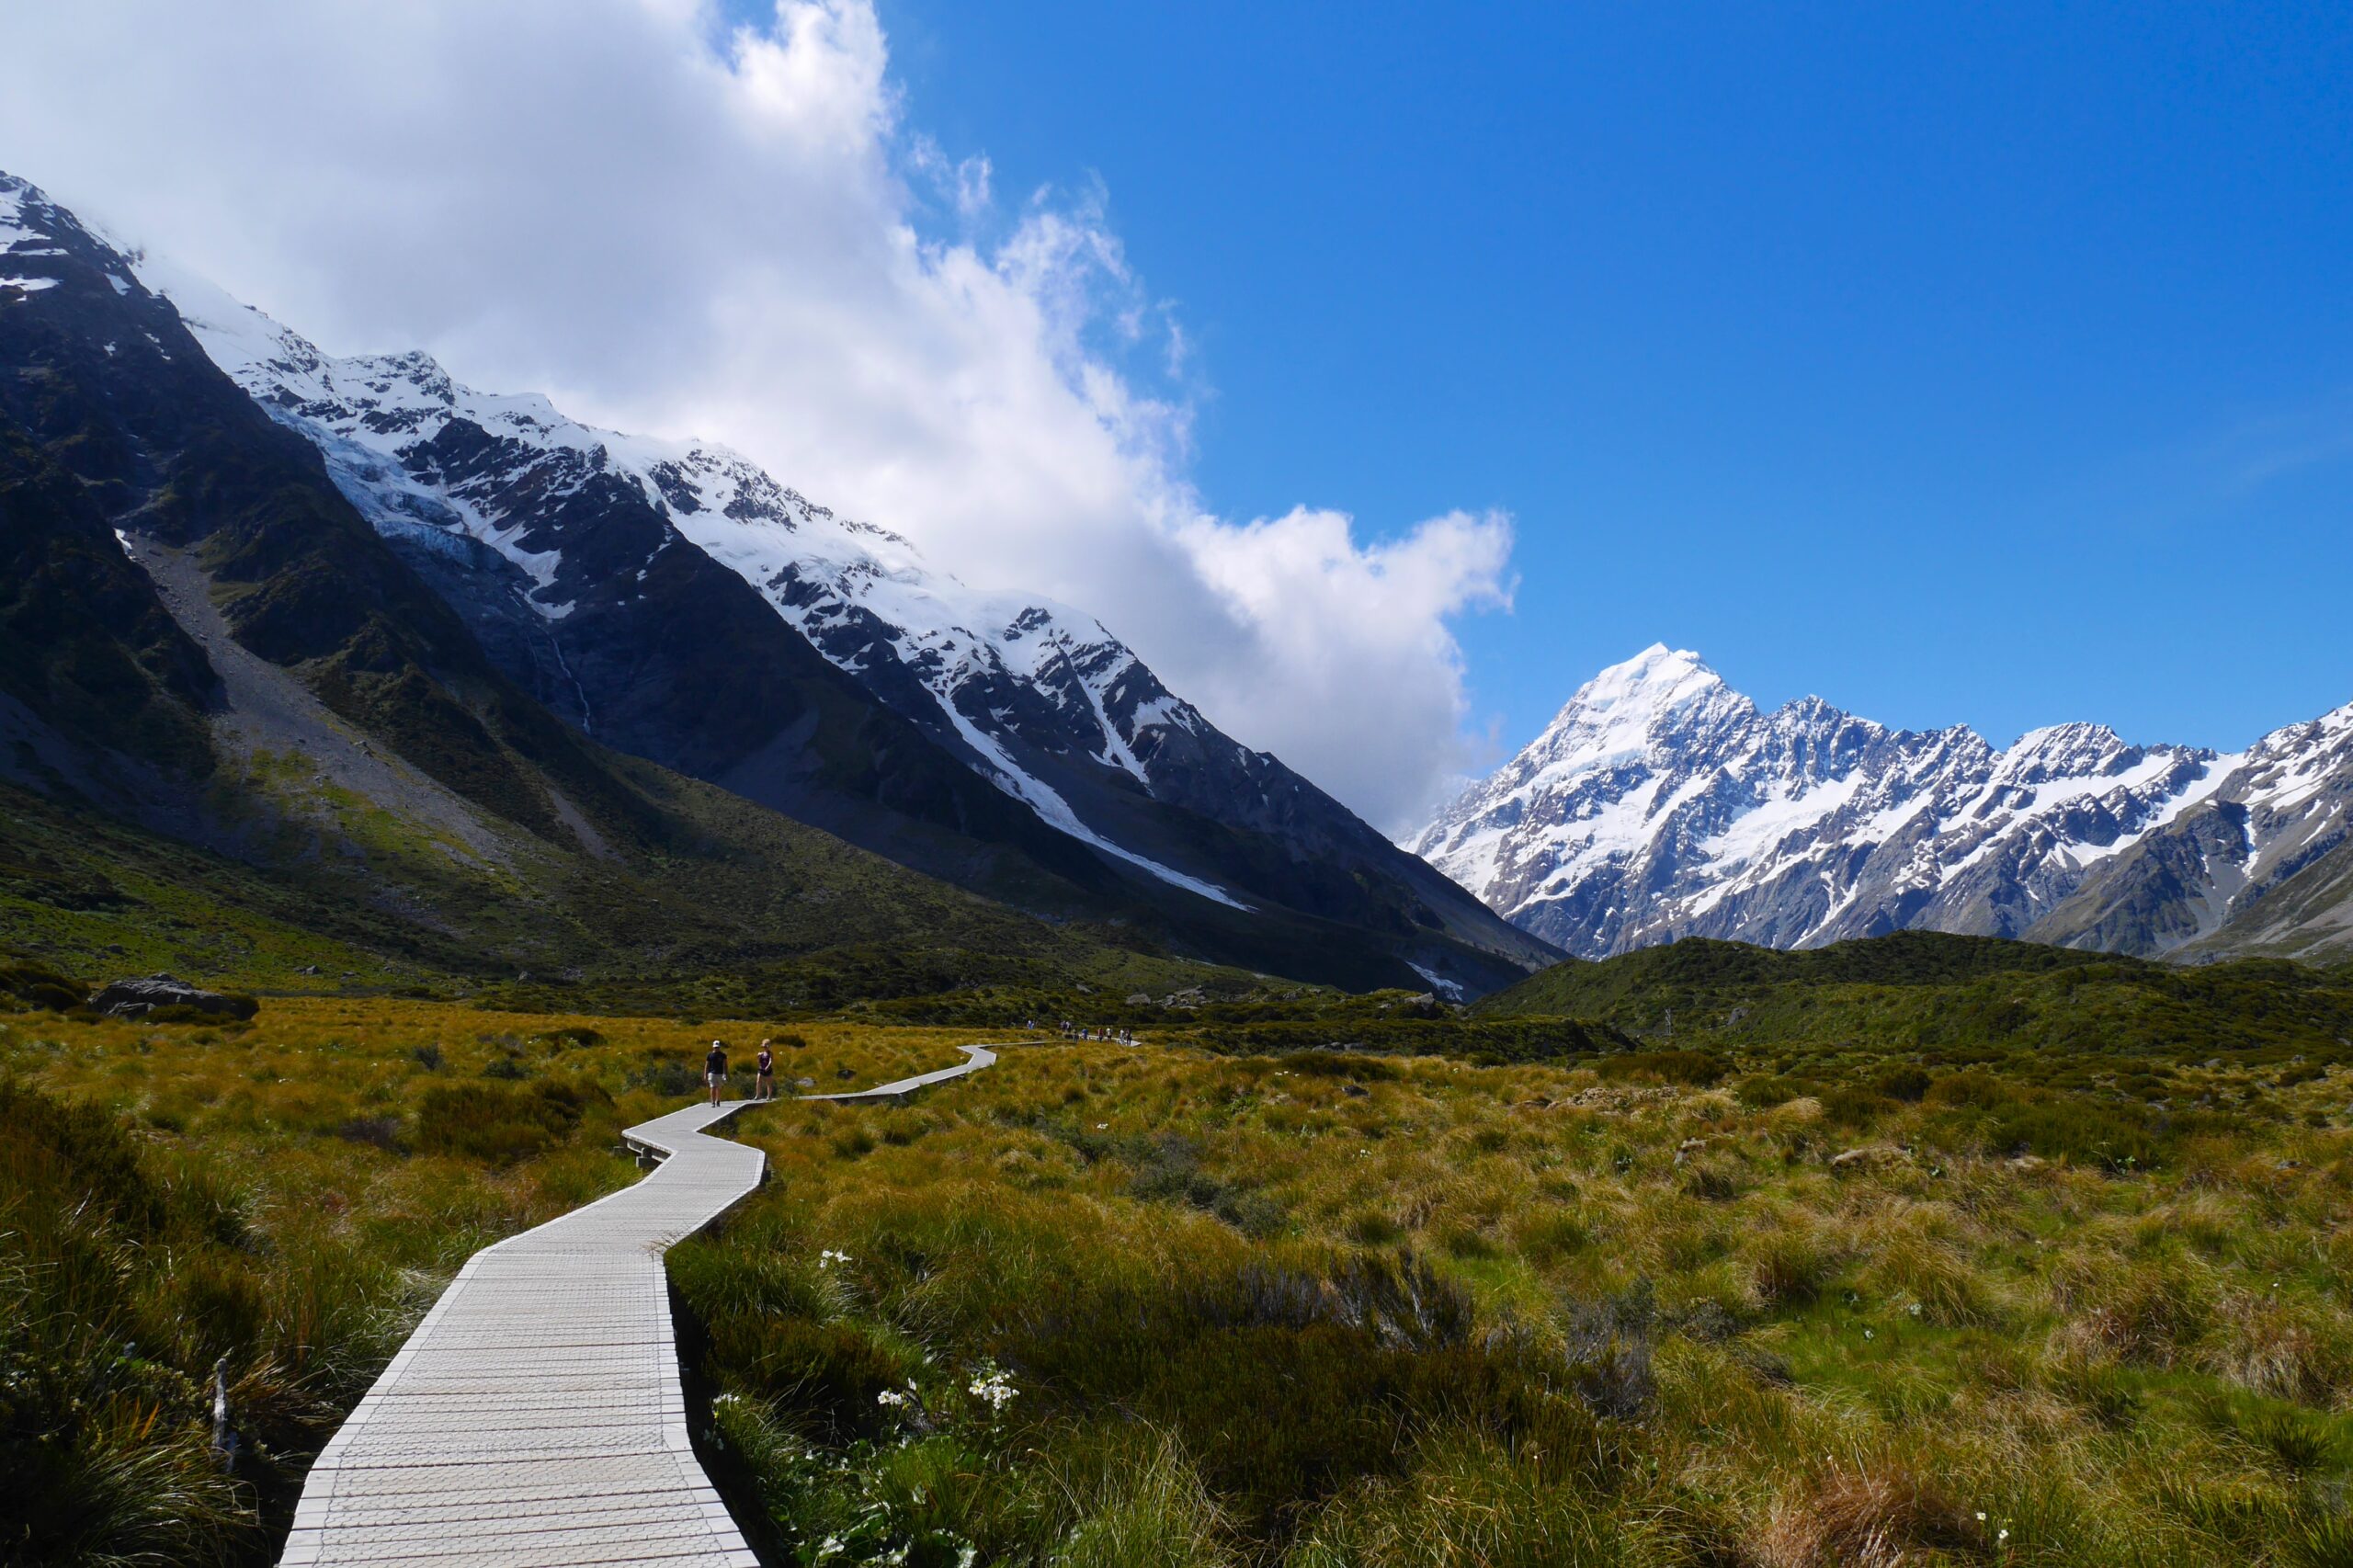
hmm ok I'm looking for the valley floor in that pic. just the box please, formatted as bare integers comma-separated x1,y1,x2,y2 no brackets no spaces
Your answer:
5,995,2352,1565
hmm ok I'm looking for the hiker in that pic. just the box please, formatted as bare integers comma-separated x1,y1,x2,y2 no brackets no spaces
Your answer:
756,1040,776,1101
705,1039,728,1105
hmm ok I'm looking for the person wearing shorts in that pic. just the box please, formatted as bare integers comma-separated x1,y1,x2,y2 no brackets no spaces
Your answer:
755,1040,776,1102
705,1040,728,1106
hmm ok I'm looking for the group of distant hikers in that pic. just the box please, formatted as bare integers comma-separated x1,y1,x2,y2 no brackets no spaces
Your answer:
701,1038,784,1106
695,1021,1142,1106
1043,1020,1136,1045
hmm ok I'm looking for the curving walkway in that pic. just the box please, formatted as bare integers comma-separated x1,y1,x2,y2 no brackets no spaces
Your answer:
280,1045,998,1568
800,1044,995,1102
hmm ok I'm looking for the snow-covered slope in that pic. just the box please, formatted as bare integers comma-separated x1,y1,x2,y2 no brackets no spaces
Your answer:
142,260,1246,902
127,245,1554,990
1408,644,2353,960
2039,700,2353,960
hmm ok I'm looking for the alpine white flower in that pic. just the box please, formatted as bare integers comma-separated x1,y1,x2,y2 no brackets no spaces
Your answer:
966,1367,1018,1412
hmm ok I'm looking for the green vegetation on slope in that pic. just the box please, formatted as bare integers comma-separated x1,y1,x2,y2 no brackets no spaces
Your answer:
0,770,1267,1012
1476,931,2353,1067
12,941,2353,1566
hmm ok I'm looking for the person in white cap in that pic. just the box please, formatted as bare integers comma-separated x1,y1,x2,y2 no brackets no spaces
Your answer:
704,1039,728,1106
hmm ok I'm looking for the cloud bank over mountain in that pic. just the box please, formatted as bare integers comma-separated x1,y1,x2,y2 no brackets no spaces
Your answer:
0,0,1511,831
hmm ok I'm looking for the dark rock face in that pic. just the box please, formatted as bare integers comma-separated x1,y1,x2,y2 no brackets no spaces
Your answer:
87,972,257,1020
0,172,1106,933
6,170,1556,994
0,173,657,858
132,234,1556,994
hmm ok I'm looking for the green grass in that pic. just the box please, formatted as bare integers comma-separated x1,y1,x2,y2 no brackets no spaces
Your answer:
1477,932,2353,1081
9,945,2353,1565
661,1018,2353,1566
0,783,431,986
0,994,970,1563
0,778,1276,1016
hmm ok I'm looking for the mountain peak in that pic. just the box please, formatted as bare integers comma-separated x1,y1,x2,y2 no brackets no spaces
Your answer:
1995,722,2136,785
1554,644,1725,726
0,169,47,218
2,173,83,262
1412,647,2328,960
1601,642,1711,684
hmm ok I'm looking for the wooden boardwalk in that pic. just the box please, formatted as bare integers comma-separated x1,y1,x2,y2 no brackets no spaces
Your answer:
280,1046,996,1567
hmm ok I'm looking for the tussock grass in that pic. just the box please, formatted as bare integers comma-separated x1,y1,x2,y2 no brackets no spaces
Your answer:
667,1034,2353,1565
0,994,974,1563
10,977,2353,1564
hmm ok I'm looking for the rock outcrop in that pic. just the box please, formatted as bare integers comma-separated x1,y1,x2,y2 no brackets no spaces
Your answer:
87,973,259,1021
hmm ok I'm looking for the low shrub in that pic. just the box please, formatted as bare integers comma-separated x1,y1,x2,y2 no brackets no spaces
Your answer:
1122,1133,1286,1238
1190,1018,1632,1065
333,1115,404,1153
1287,1433,1629,1566
145,1000,259,1027
1595,1050,1726,1086
1735,1074,1815,1108
1923,1070,2011,1110
1819,1085,1894,1127
1275,1050,1400,1080
1921,1071,2172,1169
1989,1097,2167,1171
0,960,85,1013
1870,1064,1932,1102
631,1057,701,1097
413,1079,610,1165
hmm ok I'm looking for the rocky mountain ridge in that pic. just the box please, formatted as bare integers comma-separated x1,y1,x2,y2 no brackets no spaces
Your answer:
1412,644,2353,961
3,171,1552,994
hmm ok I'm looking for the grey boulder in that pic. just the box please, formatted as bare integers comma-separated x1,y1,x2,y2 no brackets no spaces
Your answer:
88,973,258,1021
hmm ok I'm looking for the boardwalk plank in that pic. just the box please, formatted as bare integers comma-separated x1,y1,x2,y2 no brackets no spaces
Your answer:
278,1046,995,1566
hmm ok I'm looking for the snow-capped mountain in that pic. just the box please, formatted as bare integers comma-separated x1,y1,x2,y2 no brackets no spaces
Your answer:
139,259,1244,898
2040,700,2353,960
112,222,1552,991
1411,644,2353,961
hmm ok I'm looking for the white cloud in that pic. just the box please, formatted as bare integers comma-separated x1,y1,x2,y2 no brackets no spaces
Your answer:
1177,506,1518,813
0,0,1513,832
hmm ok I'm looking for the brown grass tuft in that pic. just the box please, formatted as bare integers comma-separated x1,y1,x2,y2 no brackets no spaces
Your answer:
1760,1460,1986,1567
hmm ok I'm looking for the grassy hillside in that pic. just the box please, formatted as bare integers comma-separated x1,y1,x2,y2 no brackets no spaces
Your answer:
0,771,1269,1014
1476,932,2353,1072
9,993,2352,1565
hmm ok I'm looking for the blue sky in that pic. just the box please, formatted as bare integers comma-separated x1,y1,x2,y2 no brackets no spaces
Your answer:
15,2,2346,824
869,0,2353,755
